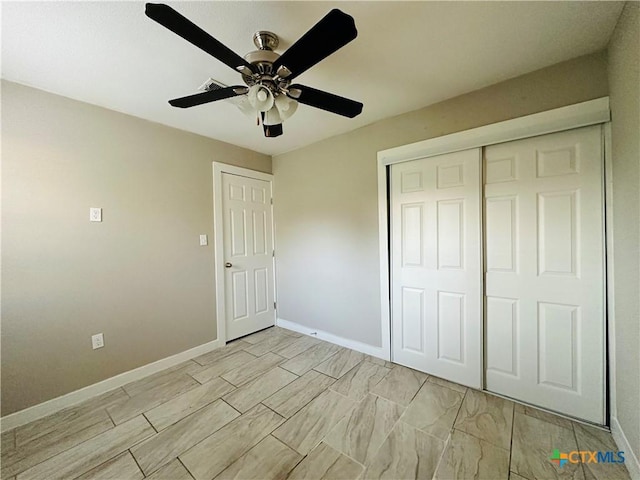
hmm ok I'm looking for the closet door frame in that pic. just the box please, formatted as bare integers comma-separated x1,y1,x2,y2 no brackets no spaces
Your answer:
377,97,611,420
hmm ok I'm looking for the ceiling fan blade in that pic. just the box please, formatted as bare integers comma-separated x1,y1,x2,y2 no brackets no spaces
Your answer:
288,84,363,118
272,9,357,80
260,112,283,137
169,86,247,108
145,3,255,74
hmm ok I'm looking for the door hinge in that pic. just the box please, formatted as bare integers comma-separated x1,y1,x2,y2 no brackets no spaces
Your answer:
274,302,277,310
270,198,273,205
272,250,275,257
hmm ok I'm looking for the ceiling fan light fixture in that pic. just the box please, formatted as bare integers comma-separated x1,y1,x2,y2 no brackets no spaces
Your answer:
247,84,274,112
275,94,298,122
263,105,282,126
147,3,363,138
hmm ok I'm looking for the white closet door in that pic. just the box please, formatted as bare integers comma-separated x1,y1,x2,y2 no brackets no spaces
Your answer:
222,173,275,341
484,125,605,424
391,149,482,388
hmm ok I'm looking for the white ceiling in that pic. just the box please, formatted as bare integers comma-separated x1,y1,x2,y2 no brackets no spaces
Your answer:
1,1,623,156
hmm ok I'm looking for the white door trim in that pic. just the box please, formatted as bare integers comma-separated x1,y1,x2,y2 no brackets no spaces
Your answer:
377,97,610,368
378,97,610,166
212,162,274,345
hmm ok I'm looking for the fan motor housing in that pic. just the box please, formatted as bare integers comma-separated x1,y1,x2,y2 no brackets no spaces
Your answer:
244,49,279,66
243,32,288,89
243,30,282,80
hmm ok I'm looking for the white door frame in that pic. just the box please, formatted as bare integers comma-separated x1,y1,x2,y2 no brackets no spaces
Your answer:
213,162,275,345
377,97,610,371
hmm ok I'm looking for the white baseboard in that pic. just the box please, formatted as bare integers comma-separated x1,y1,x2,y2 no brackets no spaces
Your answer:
277,318,389,361
611,416,640,480
1,338,222,433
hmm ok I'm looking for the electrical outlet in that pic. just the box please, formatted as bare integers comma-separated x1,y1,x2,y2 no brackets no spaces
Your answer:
91,333,104,349
199,234,208,246
89,208,102,222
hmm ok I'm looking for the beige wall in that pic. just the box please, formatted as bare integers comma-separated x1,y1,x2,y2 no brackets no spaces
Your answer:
608,2,640,463
1,80,270,415
273,51,608,347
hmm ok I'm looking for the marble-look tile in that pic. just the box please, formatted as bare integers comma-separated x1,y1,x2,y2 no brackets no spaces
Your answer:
273,336,322,359
123,361,203,397
330,361,391,400
76,451,143,480
263,370,335,418
314,349,365,379
573,422,631,480
514,403,574,431
222,352,285,386
14,388,127,447
180,404,284,480
454,389,514,450
192,351,257,384
272,389,355,455
273,326,303,338
145,459,194,480
280,343,341,376
434,429,510,480
107,374,199,425
364,355,394,369
2,429,15,453
131,399,239,476
370,365,427,406
214,435,302,479
324,393,405,465
243,334,299,357
144,377,236,430
427,375,468,394
286,442,364,480
2,411,114,478
362,421,445,480
401,381,464,440
73,387,132,412
193,340,252,366
223,367,297,413
16,416,154,480
242,327,287,345
509,473,528,480
511,412,584,480
582,466,629,480
14,408,112,454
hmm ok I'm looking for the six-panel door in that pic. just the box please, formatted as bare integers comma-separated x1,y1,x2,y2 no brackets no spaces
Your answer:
390,148,483,388
484,125,605,423
222,173,275,341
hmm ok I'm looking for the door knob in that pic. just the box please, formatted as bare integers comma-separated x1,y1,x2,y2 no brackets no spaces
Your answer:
225,262,233,268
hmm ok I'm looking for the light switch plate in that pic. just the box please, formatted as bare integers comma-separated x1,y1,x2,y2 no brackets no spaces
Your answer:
91,333,104,349
199,234,208,246
89,208,102,222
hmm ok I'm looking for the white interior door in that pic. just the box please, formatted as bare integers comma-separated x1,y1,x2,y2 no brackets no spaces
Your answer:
391,149,482,388
222,172,275,341
484,125,605,424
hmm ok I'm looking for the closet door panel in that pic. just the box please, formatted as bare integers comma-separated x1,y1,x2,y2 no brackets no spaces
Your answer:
484,125,604,424
391,149,482,388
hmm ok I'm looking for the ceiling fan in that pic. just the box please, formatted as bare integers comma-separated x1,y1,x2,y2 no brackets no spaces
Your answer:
145,3,364,138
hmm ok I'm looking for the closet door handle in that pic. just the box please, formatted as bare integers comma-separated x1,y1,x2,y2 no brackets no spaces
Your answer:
225,262,233,268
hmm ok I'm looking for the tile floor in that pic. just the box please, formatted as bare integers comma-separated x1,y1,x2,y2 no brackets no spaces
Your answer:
1,326,631,480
